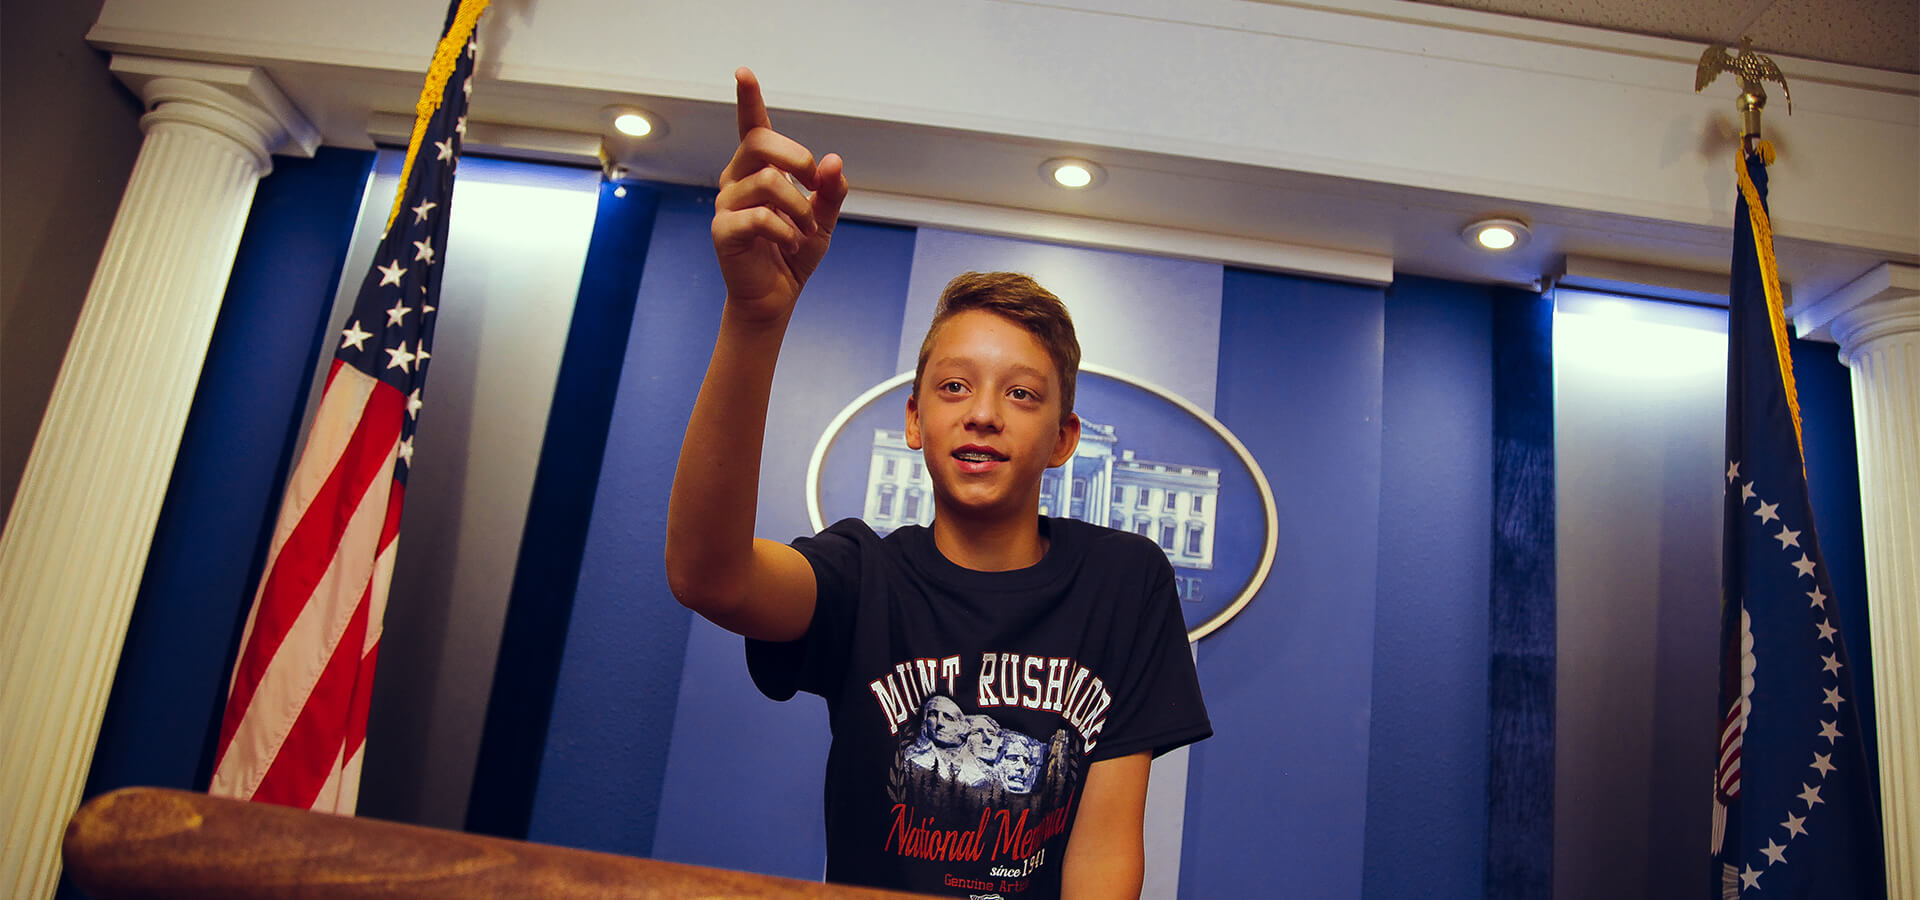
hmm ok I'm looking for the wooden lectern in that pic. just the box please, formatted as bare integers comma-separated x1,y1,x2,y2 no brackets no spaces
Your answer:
65,787,931,898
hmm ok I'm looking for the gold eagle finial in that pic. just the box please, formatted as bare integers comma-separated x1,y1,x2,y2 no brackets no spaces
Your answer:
1697,37,1791,142
1698,38,1792,109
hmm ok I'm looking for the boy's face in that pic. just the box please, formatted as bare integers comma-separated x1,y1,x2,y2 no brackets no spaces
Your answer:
906,309,1080,526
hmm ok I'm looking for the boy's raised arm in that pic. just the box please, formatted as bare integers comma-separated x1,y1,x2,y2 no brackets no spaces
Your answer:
665,68,848,642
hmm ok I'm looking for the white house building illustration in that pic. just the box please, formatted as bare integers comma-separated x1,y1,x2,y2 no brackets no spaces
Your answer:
861,419,1220,601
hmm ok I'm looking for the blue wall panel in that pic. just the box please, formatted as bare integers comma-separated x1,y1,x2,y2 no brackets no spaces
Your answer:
1486,289,1556,900
526,186,723,854
1187,267,1385,899
1364,276,1493,900
467,179,663,839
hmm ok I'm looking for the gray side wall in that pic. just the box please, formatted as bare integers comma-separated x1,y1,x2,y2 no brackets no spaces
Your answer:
1,0,143,528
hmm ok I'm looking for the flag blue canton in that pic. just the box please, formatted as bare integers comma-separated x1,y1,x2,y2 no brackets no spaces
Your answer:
1711,151,1886,898
332,31,476,487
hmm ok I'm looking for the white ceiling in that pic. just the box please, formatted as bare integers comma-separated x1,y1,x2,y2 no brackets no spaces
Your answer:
1410,0,1919,74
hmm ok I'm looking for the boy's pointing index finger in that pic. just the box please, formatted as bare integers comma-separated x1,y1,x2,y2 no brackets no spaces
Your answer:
735,67,771,141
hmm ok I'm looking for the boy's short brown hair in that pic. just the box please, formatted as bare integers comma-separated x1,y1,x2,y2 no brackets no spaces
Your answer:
912,272,1081,422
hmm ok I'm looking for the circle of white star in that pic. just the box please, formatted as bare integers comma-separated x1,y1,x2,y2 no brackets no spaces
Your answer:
1724,463,1858,892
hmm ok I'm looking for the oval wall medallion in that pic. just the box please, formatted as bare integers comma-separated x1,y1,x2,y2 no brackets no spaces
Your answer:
806,363,1277,641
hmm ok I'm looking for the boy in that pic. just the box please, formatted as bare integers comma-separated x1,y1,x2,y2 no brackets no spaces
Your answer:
666,69,1210,900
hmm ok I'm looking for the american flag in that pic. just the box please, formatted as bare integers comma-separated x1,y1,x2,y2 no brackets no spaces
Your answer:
1709,145,1886,898
208,0,489,813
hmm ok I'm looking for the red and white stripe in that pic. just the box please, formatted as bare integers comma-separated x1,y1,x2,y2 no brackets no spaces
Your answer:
1711,607,1756,856
209,359,406,813
1717,698,1746,799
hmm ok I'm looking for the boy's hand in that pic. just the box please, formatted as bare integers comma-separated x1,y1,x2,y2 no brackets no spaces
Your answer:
712,67,848,322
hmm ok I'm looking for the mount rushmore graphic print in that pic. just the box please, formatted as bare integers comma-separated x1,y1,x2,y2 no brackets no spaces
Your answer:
884,693,1085,897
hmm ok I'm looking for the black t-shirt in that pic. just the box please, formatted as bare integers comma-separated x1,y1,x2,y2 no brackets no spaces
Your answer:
746,516,1212,899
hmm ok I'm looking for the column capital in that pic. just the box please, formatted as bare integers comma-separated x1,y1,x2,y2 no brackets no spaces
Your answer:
108,55,320,172
1789,262,1920,361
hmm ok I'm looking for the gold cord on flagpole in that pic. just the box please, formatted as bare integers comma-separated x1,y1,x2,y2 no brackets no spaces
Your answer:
1701,37,1803,458
1734,141,1806,458
385,0,492,232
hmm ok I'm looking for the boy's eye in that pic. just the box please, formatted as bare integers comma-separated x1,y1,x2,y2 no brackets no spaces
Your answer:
940,381,966,394
1009,388,1034,401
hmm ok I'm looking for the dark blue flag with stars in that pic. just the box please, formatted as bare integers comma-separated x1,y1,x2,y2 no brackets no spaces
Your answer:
1710,146,1887,898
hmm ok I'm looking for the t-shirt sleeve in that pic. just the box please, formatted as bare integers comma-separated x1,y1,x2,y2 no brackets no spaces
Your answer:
743,518,866,701
1086,551,1212,762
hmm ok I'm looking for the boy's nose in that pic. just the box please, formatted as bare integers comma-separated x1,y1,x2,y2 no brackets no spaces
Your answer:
964,397,1001,430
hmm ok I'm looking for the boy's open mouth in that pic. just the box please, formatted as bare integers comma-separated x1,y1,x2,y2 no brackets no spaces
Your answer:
953,447,1008,463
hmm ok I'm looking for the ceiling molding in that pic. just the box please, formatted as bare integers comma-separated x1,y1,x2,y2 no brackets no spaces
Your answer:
1791,261,1920,342
365,113,603,169
1550,256,1734,307
842,190,1395,284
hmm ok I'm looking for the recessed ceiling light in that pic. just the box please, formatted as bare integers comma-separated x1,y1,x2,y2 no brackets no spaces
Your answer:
601,105,664,140
1463,217,1530,252
1042,157,1105,190
613,112,652,137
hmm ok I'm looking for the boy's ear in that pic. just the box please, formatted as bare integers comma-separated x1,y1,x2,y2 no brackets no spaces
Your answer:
1048,413,1082,467
905,394,923,450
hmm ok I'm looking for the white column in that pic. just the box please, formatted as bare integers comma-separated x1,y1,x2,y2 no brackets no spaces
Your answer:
1794,261,1920,900
0,56,316,900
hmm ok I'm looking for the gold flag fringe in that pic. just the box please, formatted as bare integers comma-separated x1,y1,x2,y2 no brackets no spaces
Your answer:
1733,140,1806,461
385,0,491,232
